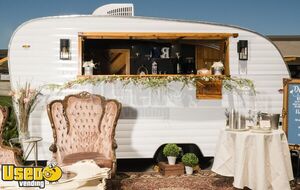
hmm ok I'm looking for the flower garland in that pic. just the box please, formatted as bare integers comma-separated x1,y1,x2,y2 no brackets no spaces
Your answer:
222,77,256,93
46,75,255,93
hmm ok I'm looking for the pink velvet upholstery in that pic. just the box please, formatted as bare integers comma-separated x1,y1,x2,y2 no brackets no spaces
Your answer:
47,92,121,177
0,106,22,166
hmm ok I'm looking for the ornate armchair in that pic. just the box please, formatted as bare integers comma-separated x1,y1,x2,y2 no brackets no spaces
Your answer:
0,106,22,165
47,91,121,177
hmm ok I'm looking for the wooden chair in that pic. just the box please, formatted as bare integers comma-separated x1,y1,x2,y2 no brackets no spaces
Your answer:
0,106,22,165
47,91,122,177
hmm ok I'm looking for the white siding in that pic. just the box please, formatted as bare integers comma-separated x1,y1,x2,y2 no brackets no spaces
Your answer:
8,16,289,160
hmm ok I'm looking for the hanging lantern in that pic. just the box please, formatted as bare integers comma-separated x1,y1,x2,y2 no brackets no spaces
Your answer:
60,39,71,60
237,40,248,60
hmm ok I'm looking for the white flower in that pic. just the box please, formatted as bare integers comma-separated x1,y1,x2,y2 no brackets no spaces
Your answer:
14,91,22,100
211,61,224,68
239,86,251,91
83,60,96,68
23,97,30,103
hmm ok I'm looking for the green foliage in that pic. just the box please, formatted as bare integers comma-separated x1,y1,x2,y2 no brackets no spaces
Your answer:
182,153,199,167
45,75,255,93
163,143,181,157
0,96,18,145
222,77,256,94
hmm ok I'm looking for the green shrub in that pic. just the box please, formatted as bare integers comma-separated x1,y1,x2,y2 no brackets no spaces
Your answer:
163,143,180,157
0,96,18,145
182,153,199,167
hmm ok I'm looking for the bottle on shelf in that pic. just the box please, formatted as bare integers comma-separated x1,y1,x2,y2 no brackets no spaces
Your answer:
186,57,195,74
175,52,182,74
152,61,158,74
176,62,181,74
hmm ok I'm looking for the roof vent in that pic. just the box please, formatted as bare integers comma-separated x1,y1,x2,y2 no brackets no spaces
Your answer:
92,3,134,16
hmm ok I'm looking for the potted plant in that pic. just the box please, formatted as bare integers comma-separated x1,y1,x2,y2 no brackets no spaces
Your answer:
211,61,224,75
163,143,181,165
83,60,96,75
181,153,199,175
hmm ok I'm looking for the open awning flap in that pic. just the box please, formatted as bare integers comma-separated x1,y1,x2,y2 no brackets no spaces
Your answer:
79,32,239,40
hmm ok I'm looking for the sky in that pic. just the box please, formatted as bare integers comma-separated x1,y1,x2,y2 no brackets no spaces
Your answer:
0,0,300,49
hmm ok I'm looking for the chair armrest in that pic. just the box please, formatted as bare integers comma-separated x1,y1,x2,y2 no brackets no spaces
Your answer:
49,144,57,153
113,140,118,149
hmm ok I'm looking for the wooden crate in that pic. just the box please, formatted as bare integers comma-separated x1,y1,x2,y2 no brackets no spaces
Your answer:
196,79,222,99
158,162,184,176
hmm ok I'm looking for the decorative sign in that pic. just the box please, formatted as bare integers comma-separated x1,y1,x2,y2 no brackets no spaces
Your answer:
160,47,170,59
282,78,300,150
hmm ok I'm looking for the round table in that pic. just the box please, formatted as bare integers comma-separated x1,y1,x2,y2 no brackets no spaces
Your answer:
9,136,42,166
212,129,294,190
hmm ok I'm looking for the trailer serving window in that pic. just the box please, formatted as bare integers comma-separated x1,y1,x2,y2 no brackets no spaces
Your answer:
78,32,238,76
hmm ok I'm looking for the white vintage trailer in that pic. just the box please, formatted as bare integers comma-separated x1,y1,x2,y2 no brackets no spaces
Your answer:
8,4,289,160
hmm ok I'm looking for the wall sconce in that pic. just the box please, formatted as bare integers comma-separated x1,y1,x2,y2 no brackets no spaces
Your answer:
237,40,248,60
60,39,71,60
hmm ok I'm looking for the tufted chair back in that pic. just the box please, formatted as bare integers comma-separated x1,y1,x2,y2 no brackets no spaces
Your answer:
0,105,22,165
47,91,121,176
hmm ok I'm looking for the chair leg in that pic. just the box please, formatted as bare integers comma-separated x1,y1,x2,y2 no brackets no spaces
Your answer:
111,161,117,178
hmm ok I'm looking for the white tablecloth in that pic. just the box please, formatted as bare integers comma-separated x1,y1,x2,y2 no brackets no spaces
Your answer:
212,129,294,190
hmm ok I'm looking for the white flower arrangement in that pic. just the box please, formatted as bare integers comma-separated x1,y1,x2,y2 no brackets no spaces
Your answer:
211,61,224,68
83,60,96,68
9,83,42,137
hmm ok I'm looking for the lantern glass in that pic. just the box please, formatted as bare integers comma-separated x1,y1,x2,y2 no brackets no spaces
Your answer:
237,40,248,60
60,39,70,60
